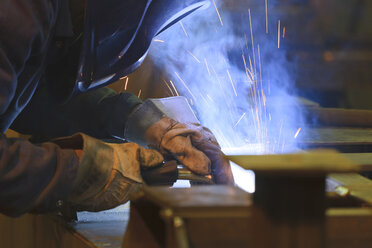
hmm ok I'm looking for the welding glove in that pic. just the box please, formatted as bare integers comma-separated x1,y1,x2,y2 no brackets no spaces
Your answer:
125,96,234,185
53,133,163,212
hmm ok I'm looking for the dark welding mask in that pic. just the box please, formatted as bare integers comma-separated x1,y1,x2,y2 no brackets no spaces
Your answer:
73,0,210,94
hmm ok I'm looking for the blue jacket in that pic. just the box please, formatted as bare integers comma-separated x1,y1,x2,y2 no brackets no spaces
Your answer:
0,0,141,216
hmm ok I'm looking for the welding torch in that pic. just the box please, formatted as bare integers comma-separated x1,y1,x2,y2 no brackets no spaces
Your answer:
103,138,214,186
141,160,214,186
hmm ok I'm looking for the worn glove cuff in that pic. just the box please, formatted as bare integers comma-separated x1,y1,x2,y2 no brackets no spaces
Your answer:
124,96,199,147
124,100,165,147
53,133,113,202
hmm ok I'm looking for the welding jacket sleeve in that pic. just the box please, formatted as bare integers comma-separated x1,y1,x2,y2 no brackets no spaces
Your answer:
10,87,142,141
0,0,83,217
0,134,79,217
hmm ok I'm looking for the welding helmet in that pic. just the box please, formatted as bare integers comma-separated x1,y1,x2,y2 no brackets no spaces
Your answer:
72,0,210,95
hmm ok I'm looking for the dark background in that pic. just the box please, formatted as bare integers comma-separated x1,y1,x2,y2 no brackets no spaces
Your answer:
109,0,371,110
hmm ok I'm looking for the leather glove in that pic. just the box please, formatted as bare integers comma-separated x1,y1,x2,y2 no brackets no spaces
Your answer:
125,97,234,185
53,133,163,212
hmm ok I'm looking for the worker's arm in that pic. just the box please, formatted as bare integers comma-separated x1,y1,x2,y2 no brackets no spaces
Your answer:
12,91,234,184
0,0,149,217
0,0,80,217
52,133,164,212
10,87,142,141
0,0,60,131
0,135,79,217
0,131,164,216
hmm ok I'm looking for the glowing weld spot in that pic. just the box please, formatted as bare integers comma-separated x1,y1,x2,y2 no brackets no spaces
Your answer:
294,127,302,139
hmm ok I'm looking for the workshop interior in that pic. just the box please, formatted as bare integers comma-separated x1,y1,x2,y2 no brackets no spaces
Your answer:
1,0,372,247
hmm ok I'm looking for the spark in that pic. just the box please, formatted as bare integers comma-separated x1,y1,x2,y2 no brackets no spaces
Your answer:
221,55,228,67
283,26,286,38
206,94,215,103
277,119,283,153
255,107,260,127
248,55,254,76
138,89,142,98
277,20,281,48
250,106,258,139
257,43,266,129
175,72,196,101
179,21,189,38
242,54,254,82
233,112,246,128
258,44,263,94
189,98,194,105
247,55,255,86
281,140,286,152
255,107,263,145
250,64,258,106
212,0,223,26
199,93,209,106
120,76,129,91
265,0,268,33
163,79,175,96
262,89,266,106
169,80,179,96
204,58,211,76
211,64,234,123
248,9,257,78
226,69,238,96
154,39,164,43
186,50,201,63
294,128,302,139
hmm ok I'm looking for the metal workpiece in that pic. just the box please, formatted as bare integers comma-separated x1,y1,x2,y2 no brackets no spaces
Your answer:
228,150,372,248
140,160,213,186
252,173,327,248
177,166,213,184
227,150,362,174
141,160,179,186
123,186,252,248
123,151,372,248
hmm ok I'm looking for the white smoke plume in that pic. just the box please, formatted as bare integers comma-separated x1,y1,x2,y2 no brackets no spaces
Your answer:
148,0,305,191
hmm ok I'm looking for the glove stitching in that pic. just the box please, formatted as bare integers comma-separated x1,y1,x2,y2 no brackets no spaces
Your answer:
157,118,179,150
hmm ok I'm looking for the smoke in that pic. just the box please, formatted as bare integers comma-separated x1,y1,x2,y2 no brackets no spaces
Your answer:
148,0,305,191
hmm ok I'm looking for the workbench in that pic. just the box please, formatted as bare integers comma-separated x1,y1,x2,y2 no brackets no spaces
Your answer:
1,127,372,248
0,205,130,248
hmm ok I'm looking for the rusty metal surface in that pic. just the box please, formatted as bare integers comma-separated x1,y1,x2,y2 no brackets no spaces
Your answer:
302,127,372,144
143,185,252,210
328,173,372,206
326,208,372,248
124,186,253,248
71,204,130,248
0,213,95,248
342,153,372,171
299,127,372,152
227,150,360,174
4,127,372,247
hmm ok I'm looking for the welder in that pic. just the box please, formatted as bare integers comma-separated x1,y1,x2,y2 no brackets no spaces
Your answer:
0,0,234,217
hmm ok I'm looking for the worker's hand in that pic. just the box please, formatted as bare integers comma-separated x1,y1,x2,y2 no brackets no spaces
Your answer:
145,117,234,185
53,133,163,212
124,97,234,185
